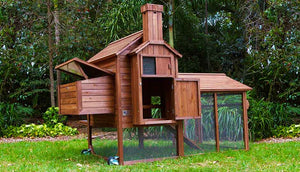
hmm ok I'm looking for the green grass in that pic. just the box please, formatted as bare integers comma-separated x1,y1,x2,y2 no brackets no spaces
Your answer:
0,139,299,171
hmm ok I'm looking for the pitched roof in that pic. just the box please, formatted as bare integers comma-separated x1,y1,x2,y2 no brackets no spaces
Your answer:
130,40,182,57
55,58,114,79
87,30,143,63
178,73,252,92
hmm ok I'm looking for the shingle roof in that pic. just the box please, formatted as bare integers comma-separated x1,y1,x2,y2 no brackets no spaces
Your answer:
87,30,143,63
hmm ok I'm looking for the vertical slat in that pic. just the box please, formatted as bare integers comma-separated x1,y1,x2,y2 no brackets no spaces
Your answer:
138,55,143,123
77,81,82,114
116,56,124,165
242,92,249,150
214,93,220,152
176,121,184,156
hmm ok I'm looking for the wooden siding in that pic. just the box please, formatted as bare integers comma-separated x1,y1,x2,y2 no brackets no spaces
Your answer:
175,79,201,119
60,82,78,114
119,55,134,128
80,76,115,115
93,57,117,73
90,114,116,128
58,76,115,115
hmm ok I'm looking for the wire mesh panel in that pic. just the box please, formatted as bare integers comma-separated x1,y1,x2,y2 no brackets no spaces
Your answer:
92,128,118,158
184,93,216,155
123,126,177,162
217,93,244,150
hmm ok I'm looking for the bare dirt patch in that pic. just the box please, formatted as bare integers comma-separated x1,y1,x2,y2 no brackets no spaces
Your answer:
255,137,300,143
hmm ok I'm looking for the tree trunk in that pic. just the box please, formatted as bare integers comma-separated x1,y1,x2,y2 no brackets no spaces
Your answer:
205,0,211,72
168,0,174,48
47,0,55,107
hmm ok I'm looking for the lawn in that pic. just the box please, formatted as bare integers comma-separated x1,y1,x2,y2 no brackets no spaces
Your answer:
0,139,299,171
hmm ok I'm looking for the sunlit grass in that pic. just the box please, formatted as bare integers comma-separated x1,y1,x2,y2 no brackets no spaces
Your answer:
0,139,299,171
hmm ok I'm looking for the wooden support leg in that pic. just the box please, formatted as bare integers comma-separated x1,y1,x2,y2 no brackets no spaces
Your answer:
214,93,220,152
87,114,95,154
176,120,184,156
138,127,144,149
242,92,249,150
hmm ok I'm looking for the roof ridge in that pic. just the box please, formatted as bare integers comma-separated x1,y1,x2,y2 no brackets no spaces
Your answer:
108,30,143,45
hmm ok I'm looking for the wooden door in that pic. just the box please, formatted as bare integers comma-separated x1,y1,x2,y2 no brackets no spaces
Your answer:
175,79,201,120
156,57,171,75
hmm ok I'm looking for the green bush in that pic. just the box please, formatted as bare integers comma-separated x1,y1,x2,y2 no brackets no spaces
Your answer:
272,124,300,138
3,123,78,138
43,107,67,127
248,97,297,141
0,102,33,136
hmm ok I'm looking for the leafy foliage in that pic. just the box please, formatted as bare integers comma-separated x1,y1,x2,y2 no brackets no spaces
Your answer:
248,97,296,140
43,107,67,127
2,123,78,138
272,124,300,138
0,102,33,136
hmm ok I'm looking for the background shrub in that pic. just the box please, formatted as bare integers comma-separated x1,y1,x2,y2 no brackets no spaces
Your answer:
248,97,298,141
0,102,33,136
43,107,67,127
3,123,78,138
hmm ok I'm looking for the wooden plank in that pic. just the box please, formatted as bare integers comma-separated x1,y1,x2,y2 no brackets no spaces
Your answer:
60,92,77,98
81,76,113,84
60,109,78,115
81,90,114,96
80,108,114,114
242,92,249,150
60,98,77,104
81,84,113,90
82,101,114,108
214,93,220,152
60,82,76,88
120,67,131,74
82,96,114,102
60,85,77,93
60,104,78,110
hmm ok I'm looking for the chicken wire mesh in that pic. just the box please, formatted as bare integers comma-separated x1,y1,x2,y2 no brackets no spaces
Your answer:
184,93,216,155
217,93,244,150
123,126,177,162
92,128,118,158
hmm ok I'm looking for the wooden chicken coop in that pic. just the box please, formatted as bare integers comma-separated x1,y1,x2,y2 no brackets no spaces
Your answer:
55,4,252,165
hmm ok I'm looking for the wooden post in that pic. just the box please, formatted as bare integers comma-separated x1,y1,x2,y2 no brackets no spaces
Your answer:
116,56,124,165
176,121,184,156
214,93,220,152
242,92,249,150
138,127,144,149
87,115,94,152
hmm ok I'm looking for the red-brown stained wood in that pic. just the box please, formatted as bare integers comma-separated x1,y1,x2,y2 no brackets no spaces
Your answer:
175,79,200,119
214,93,220,152
178,73,252,92
58,76,115,115
156,57,171,75
242,92,249,150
